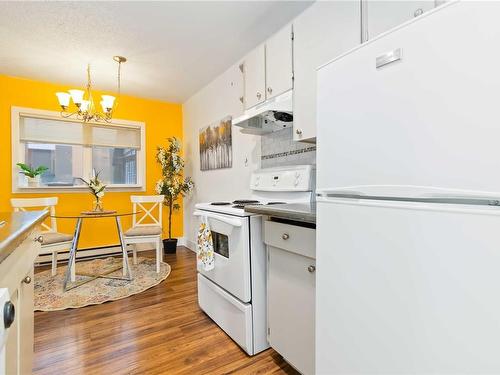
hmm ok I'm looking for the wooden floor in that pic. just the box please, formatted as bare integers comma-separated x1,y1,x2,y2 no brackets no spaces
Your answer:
34,247,299,375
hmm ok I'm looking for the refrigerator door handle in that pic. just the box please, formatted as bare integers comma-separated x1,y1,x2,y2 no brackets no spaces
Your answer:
318,193,500,207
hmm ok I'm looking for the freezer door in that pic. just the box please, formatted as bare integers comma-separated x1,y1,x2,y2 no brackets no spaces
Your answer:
316,197,500,374
316,1,500,198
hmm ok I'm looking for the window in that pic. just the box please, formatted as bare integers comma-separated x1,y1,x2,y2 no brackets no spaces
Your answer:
25,143,84,186
12,107,145,191
92,146,137,185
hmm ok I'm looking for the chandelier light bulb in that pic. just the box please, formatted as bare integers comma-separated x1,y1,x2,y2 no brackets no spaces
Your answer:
80,100,90,113
100,100,108,113
69,89,85,106
55,92,70,108
101,95,116,111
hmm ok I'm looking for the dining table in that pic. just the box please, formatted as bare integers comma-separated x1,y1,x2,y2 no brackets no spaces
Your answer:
51,210,138,292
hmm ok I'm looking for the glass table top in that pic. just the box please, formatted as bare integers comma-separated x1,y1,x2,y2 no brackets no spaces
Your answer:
51,211,139,219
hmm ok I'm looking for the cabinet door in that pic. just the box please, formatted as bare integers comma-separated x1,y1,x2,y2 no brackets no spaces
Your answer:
268,246,315,375
265,24,293,100
244,44,266,109
293,1,360,141
18,269,34,375
227,61,245,119
366,0,435,40
5,289,19,375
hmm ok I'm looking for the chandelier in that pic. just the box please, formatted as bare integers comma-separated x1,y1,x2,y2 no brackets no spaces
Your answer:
55,56,126,123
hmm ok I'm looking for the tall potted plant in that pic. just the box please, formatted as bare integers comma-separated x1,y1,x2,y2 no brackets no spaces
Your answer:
156,137,194,254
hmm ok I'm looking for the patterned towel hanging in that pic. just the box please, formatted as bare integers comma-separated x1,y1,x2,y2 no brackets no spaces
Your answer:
197,216,214,271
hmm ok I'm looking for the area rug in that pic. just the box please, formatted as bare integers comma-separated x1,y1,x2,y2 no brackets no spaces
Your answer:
34,257,171,311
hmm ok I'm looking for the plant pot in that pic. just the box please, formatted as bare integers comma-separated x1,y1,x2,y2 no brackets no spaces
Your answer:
163,238,178,254
27,175,41,187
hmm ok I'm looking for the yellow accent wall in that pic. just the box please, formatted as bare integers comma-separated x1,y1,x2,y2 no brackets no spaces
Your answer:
0,74,183,249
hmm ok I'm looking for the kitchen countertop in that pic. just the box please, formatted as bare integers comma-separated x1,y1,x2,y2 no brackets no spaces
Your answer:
0,211,48,264
244,202,316,224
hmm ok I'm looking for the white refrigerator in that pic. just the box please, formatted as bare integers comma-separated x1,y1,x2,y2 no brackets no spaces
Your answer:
316,1,500,374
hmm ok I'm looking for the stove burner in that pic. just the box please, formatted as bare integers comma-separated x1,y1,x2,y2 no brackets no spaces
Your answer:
266,202,287,205
233,199,260,204
210,202,231,206
233,201,262,210
232,203,263,209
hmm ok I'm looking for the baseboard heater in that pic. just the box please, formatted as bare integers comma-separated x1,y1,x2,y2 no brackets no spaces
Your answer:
35,244,155,267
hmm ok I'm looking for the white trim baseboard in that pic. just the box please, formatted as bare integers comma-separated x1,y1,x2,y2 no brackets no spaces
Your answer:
185,239,196,252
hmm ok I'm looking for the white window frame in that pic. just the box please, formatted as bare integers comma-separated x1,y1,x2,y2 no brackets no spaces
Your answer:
11,106,146,193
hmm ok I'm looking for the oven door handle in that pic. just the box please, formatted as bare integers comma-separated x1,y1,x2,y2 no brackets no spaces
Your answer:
193,211,243,227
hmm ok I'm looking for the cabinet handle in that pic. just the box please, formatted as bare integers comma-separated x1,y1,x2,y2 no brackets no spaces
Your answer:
3,301,15,329
267,87,273,95
239,96,244,104
256,92,262,100
282,233,290,240
23,276,32,284
295,128,303,135
414,8,424,17
308,265,316,273
34,235,43,243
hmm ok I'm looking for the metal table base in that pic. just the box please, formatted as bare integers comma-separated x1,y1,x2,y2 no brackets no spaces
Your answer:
63,216,133,292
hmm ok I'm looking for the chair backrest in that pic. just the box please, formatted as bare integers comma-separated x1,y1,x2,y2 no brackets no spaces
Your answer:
130,195,164,228
10,197,58,232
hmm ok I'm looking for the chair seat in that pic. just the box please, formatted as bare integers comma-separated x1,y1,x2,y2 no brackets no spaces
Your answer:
124,225,162,237
42,232,73,245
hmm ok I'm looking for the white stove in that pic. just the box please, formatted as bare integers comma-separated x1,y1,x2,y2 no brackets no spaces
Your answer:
193,165,315,356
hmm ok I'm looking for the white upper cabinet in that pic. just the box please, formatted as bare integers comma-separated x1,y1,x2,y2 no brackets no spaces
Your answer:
227,61,245,119
265,25,293,100
293,1,361,142
244,44,266,109
365,0,436,40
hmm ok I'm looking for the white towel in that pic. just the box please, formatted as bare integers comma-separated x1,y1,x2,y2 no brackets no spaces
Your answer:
197,216,214,271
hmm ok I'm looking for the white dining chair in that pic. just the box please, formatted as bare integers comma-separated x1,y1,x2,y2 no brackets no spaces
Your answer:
123,195,165,273
11,197,73,276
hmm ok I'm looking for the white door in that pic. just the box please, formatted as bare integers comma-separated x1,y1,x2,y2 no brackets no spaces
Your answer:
244,44,266,109
228,61,245,119
194,211,251,302
365,0,436,40
265,24,293,101
293,1,360,141
0,289,10,375
268,246,315,375
317,197,500,374
317,1,500,198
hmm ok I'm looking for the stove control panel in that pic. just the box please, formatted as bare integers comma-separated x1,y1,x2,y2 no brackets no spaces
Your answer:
250,165,315,192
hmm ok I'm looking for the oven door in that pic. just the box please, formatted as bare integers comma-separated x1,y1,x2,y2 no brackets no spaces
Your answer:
193,210,251,302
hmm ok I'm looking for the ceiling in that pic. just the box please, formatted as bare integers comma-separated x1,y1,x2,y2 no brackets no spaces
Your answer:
0,1,312,103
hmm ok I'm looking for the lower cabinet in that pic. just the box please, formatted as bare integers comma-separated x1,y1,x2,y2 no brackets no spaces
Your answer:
1,230,40,375
264,220,316,375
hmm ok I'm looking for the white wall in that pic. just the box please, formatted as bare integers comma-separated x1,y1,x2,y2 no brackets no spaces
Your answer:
183,63,261,250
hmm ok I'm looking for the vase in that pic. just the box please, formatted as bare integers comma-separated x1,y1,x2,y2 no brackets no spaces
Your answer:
163,238,178,254
27,175,41,187
93,197,104,212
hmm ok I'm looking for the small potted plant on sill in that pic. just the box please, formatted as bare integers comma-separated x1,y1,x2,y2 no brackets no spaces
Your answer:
16,163,48,187
155,137,194,254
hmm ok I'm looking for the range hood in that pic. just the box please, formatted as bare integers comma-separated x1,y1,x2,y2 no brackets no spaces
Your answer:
232,90,293,135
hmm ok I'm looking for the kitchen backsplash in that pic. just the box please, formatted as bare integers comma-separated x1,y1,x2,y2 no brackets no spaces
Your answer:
261,127,316,168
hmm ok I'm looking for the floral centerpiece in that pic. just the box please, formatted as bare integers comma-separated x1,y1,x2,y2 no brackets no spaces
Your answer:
78,170,107,212
156,137,194,253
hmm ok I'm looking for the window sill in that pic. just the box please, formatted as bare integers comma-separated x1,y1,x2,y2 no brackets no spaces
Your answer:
13,185,146,194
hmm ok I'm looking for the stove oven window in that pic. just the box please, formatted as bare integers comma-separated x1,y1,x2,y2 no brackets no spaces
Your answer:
211,231,229,258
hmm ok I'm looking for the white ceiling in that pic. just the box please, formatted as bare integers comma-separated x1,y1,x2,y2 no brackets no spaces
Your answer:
0,1,312,103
